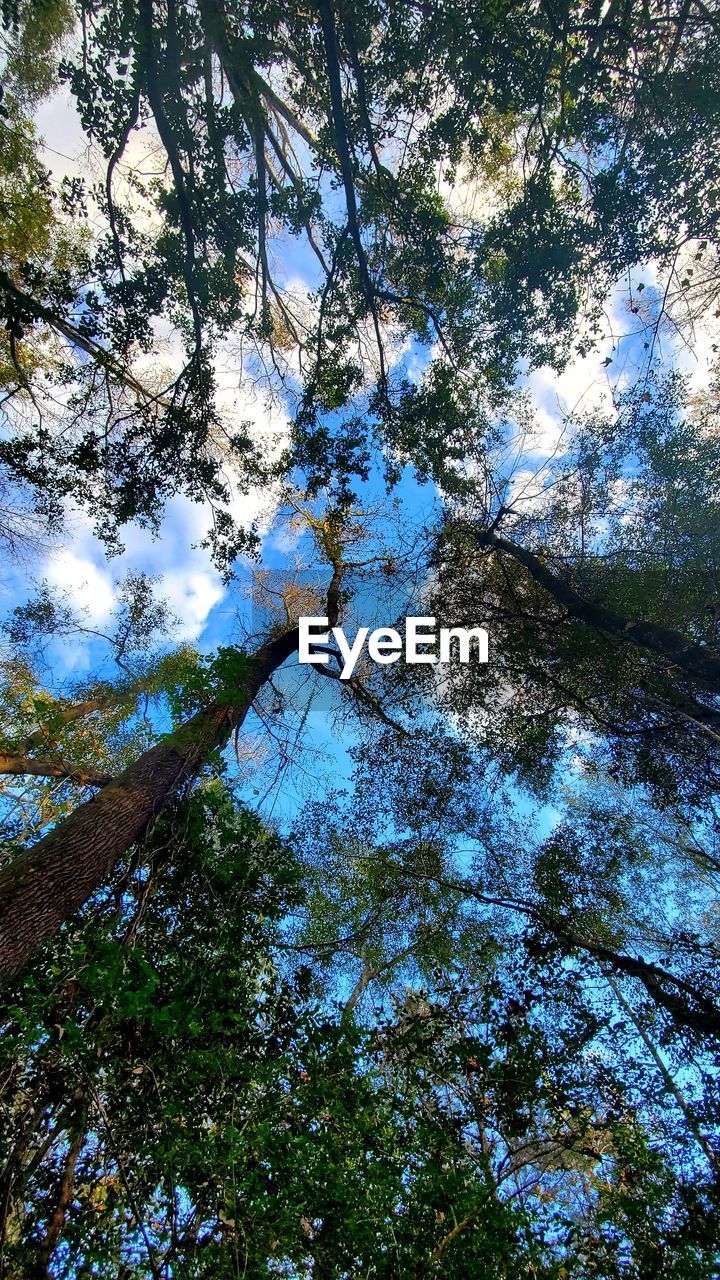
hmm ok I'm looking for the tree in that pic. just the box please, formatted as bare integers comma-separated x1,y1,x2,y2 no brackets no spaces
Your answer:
2,2,720,1272
3,0,720,561
3,778,718,1277
0,624,300,979
0,574,191,847
0,0,84,555
430,374,720,804
293,722,720,1045
0,504,359,977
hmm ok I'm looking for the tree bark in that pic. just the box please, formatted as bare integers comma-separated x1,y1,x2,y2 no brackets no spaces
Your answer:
0,629,299,985
478,528,720,695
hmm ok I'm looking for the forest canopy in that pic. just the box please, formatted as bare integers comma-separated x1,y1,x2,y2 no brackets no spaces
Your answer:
1,0,720,1276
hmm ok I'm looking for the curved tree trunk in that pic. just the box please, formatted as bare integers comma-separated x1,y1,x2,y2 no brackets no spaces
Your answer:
0,628,299,985
479,528,720,695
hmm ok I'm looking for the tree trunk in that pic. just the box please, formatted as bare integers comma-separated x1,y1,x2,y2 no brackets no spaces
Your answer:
34,1096,88,1279
0,629,299,985
479,529,720,695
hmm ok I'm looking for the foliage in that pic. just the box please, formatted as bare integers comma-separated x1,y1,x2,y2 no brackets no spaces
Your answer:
431,374,720,806
2,783,718,1278
163,645,252,719
1,2,720,1275
2,0,720,554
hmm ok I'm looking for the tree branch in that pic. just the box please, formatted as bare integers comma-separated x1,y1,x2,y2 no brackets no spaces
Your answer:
0,753,111,788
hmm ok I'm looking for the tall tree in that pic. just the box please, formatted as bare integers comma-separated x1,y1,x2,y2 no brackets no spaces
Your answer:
430,375,720,804
0,508,358,978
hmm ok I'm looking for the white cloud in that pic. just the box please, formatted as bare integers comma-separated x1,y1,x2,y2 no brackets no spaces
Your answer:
35,88,94,181
45,548,115,623
506,467,550,514
40,493,228,656
527,345,615,432
159,569,225,641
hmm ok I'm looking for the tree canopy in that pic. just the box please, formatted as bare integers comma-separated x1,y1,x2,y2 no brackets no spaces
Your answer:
1,0,720,1275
